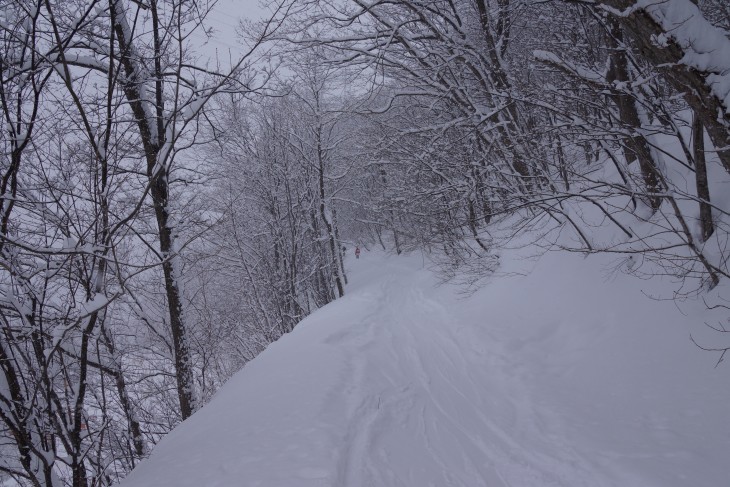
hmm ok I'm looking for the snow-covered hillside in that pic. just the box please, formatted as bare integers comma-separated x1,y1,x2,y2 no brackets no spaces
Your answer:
121,249,730,487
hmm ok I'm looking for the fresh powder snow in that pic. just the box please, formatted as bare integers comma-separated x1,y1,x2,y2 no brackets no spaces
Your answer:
120,249,730,487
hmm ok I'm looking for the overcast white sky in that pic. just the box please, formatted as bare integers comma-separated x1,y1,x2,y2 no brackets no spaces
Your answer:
188,0,268,67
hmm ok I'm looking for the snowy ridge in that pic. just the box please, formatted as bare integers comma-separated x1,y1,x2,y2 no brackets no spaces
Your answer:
120,250,730,487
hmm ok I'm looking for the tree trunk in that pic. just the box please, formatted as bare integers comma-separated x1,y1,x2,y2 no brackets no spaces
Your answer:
316,126,345,298
602,0,730,172
111,0,195,420
605,18,662,210
693,114,714,241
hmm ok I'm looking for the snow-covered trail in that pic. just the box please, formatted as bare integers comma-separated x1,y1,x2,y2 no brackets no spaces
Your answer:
121,250,730,487
325,259,590,486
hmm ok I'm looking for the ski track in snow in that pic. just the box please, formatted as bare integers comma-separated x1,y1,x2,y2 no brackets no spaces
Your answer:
121,251,730,487
326,261,603,486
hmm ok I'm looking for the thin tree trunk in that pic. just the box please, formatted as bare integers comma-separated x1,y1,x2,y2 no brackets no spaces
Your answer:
316,126,344,298
332,207,348,285
606,18,662,210
693,115,714,241
111,0,195,420
602,0,730,172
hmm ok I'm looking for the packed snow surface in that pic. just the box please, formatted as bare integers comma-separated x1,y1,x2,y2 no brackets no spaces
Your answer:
121,249,730,487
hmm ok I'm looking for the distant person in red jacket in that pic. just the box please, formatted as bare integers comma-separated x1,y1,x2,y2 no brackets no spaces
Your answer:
355,246,361,259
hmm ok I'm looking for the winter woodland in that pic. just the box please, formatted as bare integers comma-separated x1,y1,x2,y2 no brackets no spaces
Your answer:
1,0,729,485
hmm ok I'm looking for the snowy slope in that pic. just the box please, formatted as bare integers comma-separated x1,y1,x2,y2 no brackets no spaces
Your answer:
120,249,730,487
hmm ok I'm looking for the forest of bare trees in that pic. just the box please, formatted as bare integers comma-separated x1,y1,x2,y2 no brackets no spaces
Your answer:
1,0,728,485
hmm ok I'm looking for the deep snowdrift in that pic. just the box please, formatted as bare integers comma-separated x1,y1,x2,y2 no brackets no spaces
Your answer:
121,249,730,487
